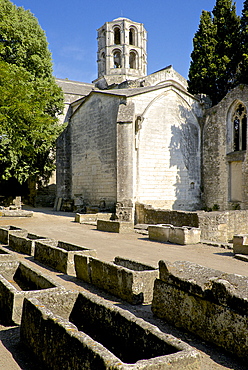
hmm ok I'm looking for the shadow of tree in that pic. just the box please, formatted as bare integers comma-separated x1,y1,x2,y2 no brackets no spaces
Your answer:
169,104,201,210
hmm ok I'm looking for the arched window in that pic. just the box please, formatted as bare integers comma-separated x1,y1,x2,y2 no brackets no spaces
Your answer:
129,28,135,45
114,27,120,44
113,50,122,68
100,52,105,73
233,103,247,151
129,51,137,69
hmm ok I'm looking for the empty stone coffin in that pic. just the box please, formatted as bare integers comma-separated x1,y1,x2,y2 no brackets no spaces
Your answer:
34,239,97,275
74,256,158,304
9,229,50,256
233,234,248,255
0,260,63,325
152,260,248,360
0,225,27,245
20,290,200,370
148,225,201,245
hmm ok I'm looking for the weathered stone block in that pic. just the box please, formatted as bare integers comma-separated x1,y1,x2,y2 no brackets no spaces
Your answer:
233,234,248,255
0,210,33,217
75,212,113,223
152,260,248,360
148,225,201,245
74,254,91,283
148,224,171,242
0,226,27,245
74,256,158,304
20,290,200,369
9,231,49,256
0,246,16,261
97,219,134,233
169,226,201,245
0,260,63,325
34,239,97,275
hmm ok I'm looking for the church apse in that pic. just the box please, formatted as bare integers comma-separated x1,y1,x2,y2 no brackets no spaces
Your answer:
136,90,201,211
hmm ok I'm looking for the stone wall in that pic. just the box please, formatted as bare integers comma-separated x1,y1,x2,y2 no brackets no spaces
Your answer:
198,210,248,242
69,93,120,210
136,203,248,242
202,85,248,211
133,87,201,210
135,203,199,227
152,260,248,360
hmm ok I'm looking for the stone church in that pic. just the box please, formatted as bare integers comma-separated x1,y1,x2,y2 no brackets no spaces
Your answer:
56,17,248,220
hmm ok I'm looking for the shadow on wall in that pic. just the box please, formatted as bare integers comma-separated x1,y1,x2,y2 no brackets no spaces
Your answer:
169,104,201,210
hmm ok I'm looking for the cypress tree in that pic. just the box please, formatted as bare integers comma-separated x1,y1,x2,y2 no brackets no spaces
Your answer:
212,0,241,103
239,0,248,84
188,11,217,100
188,0,240,106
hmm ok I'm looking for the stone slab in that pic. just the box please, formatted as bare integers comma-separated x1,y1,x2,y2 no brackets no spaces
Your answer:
0,210,33,217
234,254,248,262
75,212,113,223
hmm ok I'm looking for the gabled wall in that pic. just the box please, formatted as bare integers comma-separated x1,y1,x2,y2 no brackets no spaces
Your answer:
133,87,202,211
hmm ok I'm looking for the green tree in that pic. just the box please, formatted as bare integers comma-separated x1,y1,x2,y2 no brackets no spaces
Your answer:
239,0,248,84
188,11,217,100
0,0,53,78
0,0,64,188
212,0,241,103
188,0,240,105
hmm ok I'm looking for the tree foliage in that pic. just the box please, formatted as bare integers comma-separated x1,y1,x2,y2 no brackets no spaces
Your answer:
239,0,248,84
188,11,217,100
0,0,64,185
188,0,240,105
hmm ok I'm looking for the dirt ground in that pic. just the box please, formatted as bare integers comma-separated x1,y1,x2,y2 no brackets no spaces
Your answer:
0,207,247,370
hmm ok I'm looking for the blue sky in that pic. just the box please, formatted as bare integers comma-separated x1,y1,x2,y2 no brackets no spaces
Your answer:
12,0,244,83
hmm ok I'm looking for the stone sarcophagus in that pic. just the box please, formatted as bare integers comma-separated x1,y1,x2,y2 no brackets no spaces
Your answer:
152,260,248,360
9,230,49,256
20,290,200,369
0,260,63,325
0,225,27,245
148,224,201,245
97,219,134,233
233,234,248,255
74,255,159,304
34,239,97,275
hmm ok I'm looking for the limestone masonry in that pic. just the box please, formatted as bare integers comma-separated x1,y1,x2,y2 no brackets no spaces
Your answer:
56,18,248,222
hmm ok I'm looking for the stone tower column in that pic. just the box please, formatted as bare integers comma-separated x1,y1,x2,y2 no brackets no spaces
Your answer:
94,17,147,88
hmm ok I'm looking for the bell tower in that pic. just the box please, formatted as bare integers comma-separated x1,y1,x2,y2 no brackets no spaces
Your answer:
94,18,147,88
